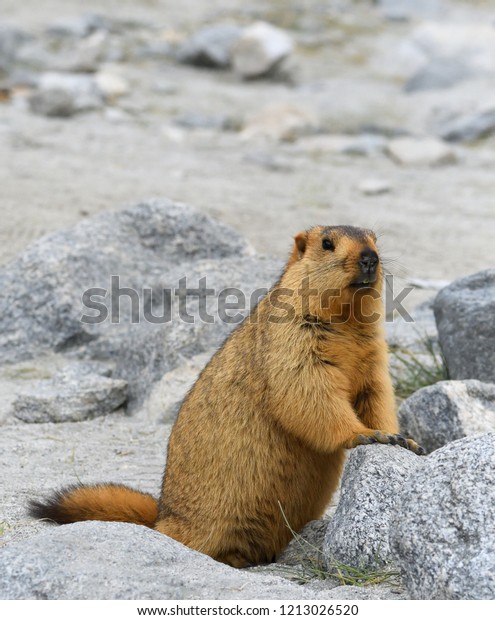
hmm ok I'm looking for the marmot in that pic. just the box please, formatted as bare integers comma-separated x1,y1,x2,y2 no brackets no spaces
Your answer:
29,225,424,568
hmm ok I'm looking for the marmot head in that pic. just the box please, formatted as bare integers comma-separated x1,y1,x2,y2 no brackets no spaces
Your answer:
286,225,383,323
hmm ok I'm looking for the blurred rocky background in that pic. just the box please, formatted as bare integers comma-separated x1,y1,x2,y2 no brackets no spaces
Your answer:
1,0,495,601
1,0,493,296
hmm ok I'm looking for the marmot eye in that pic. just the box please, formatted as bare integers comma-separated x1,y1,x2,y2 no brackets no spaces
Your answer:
322,239,335,251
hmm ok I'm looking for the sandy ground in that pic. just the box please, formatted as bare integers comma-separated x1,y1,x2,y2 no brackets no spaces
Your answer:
1,0,494,313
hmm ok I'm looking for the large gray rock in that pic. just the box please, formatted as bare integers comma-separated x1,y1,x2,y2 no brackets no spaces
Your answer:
434,269,495,383
0,521,362,600
390,433,495,599
176,25,242,68
323,445,421,569
0,199,280,408
398,380,495,453
232,22,293,79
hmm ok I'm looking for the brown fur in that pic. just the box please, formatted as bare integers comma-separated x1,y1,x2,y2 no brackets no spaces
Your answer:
29,225,423,568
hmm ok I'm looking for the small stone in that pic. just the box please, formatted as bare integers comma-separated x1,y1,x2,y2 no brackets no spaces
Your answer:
385,137,456,167
241,103,317,142
29,72,103,117
390,433,495,599
232,22,293,79
434,269,495,383
0,25,32,75
0,357,116,424
11,370,127,423
173,112,231,131
3,68,39,89
405,23,495,76
94,71,129,100
378,0,441,21
153,79,178,95
45,14,111,39
437,107,495,143
343,133,387,156
358,178,392,196
405,58,477,93
29,88,76,118
161,125,186,143
56,30,108,73
244,151,294,173
176,24,242,68
104,107,132,123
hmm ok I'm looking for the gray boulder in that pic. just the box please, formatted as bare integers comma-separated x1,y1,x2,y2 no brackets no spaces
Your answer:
0,199,281,408
398,380,495,453
0,521,356,599
434,269,495,383
322,445,421,569
390,433,495,599
176,25,242,68
232,22,293,79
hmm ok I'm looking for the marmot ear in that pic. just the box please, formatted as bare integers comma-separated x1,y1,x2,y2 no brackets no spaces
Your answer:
292,231,308,261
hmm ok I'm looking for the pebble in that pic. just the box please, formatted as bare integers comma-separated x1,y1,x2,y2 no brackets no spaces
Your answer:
176,24,242,68
94,71,130,100
358,178,392,196
385,137,457,166
232,22,293,79
241,103,317,142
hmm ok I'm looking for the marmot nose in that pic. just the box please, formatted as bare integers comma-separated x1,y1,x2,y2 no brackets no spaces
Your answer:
359,249,379,273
